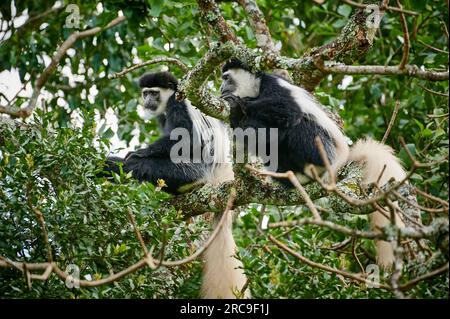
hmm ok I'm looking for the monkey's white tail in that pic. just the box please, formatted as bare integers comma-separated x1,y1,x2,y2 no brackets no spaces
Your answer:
349,139,406,269
201,212,251,299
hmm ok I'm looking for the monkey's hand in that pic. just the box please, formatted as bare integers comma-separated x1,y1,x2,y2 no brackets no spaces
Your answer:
125,136,175,161
221,93,246,111
221,93,247,128
124,148,151,161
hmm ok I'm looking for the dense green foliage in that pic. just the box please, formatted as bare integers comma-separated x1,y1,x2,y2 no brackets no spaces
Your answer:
0,0,448,298
0,111,209,298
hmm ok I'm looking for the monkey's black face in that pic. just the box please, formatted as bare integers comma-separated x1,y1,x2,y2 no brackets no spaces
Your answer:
142,88,161,111
220,72,236,97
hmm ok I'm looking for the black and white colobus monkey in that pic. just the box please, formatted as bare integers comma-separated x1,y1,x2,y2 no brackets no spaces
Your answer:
104,71,250,298
104,72,229,193
220,59,407,269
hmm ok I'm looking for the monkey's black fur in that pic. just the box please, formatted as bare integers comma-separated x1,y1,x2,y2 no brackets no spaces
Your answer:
138,71,178,90
103,72,210,194
222,65,336,187
222,59,252,73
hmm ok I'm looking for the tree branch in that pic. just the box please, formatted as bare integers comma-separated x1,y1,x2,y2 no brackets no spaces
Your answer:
0,190,238,287
293,0,389,90
342,0,419,16
111,57,189,79
399,263,449,290
168,160,409,218
176,42,237,121
268,234,392,289
396,0,410,69
320,64,449,81
196,0,239,43
382,100,400,143
237,0,278,53
0,15,126,118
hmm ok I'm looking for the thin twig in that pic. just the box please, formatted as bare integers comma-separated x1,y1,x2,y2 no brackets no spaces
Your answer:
0,191,238,287
414,187,449,207
26,184,53,263
158,189,237,267
268,235,391,289
326,237,353,251
342,0,419,16
245,165,322,220
392,190,448,214
417,39,449,55
398,137,447,169
441,20,449,39
427,113,449,118
268,216,447,240
351,237,365,274
14,7,62,33
315,136,335,185
127,209,148,256
269,218,381,238
111,57,189,79
396,0,410,70
375,164,388,186
239,279,250,298
155,226,168,271
417,83,449,97
390,236,405,298
382,100,400,143
399,263,449,290
312,137,413,208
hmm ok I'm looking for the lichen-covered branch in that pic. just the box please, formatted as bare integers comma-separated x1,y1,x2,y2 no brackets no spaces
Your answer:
197,0,239,43
320,64,449,81
342,0,419,16
293,0,388,91
175,42,237,121
237,0,278,53
169,162,393,218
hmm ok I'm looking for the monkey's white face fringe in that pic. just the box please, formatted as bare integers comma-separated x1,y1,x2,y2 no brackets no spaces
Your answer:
138,105,154,121
142,87,174,117
225,69,261,98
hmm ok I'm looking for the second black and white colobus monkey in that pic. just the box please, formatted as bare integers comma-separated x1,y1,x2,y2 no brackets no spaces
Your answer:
104,71,250,298
220,59,407,269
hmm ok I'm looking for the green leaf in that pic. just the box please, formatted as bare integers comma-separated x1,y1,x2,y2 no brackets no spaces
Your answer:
102,128,115,139
398,143,416,167
423,53,436,64
337,4,352,17
148,0,165,17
